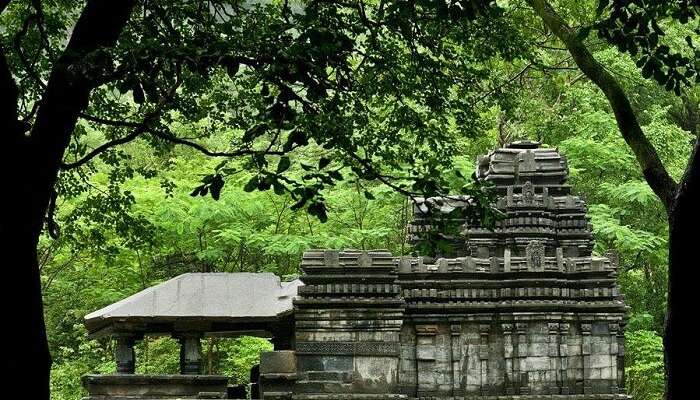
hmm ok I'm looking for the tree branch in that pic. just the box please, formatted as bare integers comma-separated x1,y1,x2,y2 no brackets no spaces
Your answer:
147,128,289,157
63,65,184,170
29,0,137,165
0,43,21,141
527,0,678,212
14,0,138,254
13,10,47,89
78,112,142,128
60,125,147,169
473,62,533,106
30,0,56,61
0,0,11,15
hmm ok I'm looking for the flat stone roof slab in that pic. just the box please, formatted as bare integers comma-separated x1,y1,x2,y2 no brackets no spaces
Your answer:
84,273,302,335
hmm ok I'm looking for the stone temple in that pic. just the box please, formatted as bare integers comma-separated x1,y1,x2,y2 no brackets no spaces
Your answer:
82,141,630,399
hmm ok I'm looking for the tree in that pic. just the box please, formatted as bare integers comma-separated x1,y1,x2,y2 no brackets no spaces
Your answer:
3,3,139,398
1,1,509,397
3,1,696,398
524,1,698,398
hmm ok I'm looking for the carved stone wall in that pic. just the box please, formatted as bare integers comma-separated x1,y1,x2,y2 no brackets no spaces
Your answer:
395,256,627,398
291,249,406,399
260,141,630,400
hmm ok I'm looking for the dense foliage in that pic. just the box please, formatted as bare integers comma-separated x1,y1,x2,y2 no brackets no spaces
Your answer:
1,0,697,399
44,71,696,400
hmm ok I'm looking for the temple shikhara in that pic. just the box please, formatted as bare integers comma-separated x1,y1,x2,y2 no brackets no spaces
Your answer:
82,141,631,400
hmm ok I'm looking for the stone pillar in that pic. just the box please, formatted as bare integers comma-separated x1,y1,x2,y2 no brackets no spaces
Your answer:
559,323,571,395
478,323,490,395
556,247,565,272
515,322,528,394
502,323,516,395
580,323,592,394
547,323,560,394
114,334,136,374
450,323,461,397
609,323,620,393
177,333,202,375
416,324,438,396
617,325,626,391
504,248,512,272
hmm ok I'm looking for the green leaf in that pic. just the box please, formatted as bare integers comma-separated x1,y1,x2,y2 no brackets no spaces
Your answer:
242,124,268,142
319,157,331,169
283,129,308,152
202,174,214,184
190,185,204,197
328,170,343,181
210,175,224,200
244,176,259,192
300,163,314,171
308,201,328,223
277,156,291,173
258,176,272,191
273,181,285,195
290,197,307,211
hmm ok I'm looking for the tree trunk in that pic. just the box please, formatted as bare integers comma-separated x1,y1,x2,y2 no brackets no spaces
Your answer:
665,140,699,399
4,199,52,399
525,1,700,399
2,28,52,400
1,1,136,398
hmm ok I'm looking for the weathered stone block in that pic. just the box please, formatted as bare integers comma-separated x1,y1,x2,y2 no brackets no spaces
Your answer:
416,345,436,361
82,374,229,399
525,356,551,371
261,351,297,374
528,342,549,356
590,354,612,368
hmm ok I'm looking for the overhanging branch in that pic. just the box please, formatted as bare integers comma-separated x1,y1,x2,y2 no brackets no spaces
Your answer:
526,0,678,212
60,125,147,169
147,128,288,157
78,112,142,128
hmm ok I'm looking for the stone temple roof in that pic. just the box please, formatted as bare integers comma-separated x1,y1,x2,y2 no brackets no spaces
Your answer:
409,141,595,258
476,140,570,194
84,272,302,336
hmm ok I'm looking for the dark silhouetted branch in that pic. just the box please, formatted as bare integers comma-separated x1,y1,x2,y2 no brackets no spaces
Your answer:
527,0,678,211
147,128,288,157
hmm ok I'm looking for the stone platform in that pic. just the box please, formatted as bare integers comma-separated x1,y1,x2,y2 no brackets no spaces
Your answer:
81,374,229,399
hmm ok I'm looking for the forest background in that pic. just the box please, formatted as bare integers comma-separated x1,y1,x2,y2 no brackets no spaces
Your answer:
3,1,695,400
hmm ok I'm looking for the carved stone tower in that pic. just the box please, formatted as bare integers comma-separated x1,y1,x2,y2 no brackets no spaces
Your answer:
402,140,630,398
259,141,630,400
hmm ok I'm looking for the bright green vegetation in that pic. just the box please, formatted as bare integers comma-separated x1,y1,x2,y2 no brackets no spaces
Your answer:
44,62,694,400
4,1,694,399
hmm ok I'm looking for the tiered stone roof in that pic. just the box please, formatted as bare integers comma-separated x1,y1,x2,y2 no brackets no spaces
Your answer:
271,141,630,399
